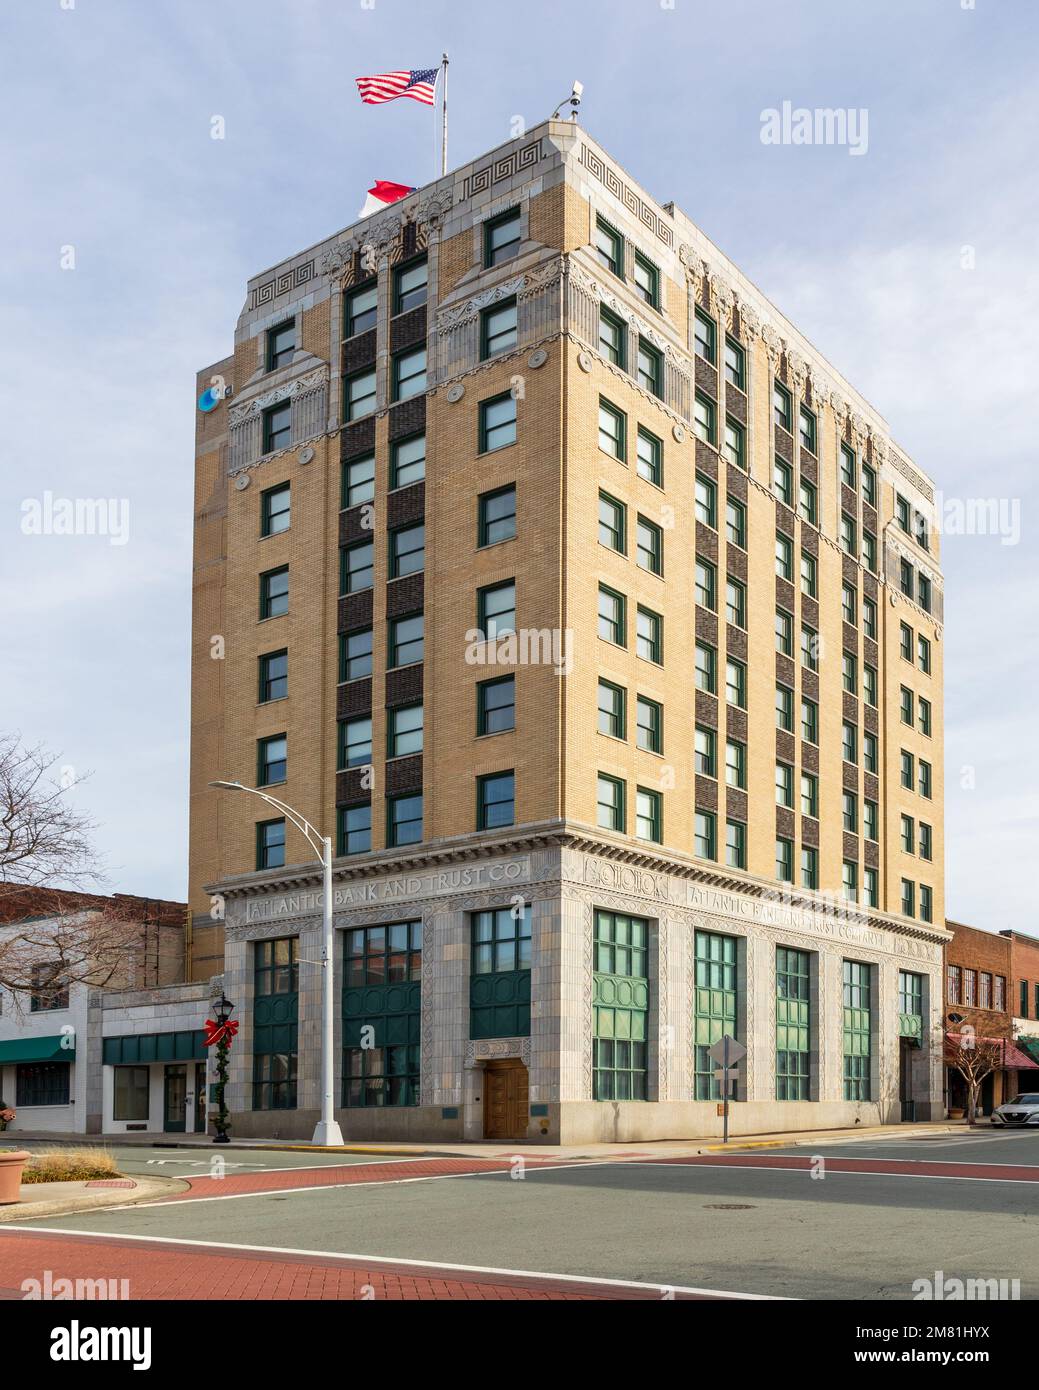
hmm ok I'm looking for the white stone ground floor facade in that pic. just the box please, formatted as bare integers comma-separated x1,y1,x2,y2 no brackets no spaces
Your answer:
216,831,949,1144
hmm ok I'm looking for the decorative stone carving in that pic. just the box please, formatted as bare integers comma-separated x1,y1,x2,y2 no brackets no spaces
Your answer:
228,369,327,426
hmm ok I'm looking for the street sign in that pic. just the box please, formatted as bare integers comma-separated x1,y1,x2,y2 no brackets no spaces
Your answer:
708,1036,746,1064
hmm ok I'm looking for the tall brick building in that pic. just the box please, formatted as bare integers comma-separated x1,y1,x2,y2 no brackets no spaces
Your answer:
188,121,948,1141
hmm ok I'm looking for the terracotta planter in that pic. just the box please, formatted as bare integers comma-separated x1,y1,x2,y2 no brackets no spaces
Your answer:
0,1150,30,1204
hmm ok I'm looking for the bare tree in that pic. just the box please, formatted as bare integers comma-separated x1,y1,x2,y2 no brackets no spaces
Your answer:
944,1027,1009,1126
0,735,141,1006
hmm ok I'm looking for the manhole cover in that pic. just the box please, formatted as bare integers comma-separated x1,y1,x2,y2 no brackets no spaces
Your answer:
703,1203,755,1210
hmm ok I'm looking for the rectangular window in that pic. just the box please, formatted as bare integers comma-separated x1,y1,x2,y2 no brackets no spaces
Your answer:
842,651,857,694
694,810,716,861
863,596,877,639
695,725,716,777
485,208,521,266
725,575,745,627
801,848,818,889
801,552,817,597
726,739,746,790
861,463,876,507
266,318,295,372
919,822,933,861
799,406,816,453
725,497,746,547
694,308,716,363
635,787,662,844
338,803,371,856
842,721,858,764
389,613,424,668
636,427,662,485
776,947,810,1100
345,281,378,337
636,696,662,754
897,495,911,533
776,683,793,732
29,963,69,1013
724,337,745,389
693,391,716,444
801,772,818,817
801,697,818,744
388,793,423,847
471,904,532,979
994,975,1006,1011
480,392,517,452
694,931,739,1100
637,338,662,396
598,397,626,460
863,867,878,908
862,530,877,572
598,679,626,739
726,658,746,709
338,717,372,770
919,697,932,737
598,306,625,366
900,622,913,661
901,813,916,853
773,382,792,432
918,635,932,674
113,1065,150,1121
341,540,374,593
864,664,878,706
919,760,932,799
696,474,717,528
479,485,517,547
724,819,746,870
980,972,993,1010
901,749,915,789
262,401,292,454
842,790,857,832
775,532,793,580
723,417,745,469
919,885,933,924
394,257,427,314
593,910,649,1101
260,484,291,539
842,582,857,625
390,523,425,578
841,444,856,488
693,643,717,696
799,478,817,524
776,837,793,883
344,368,377,421
597,774,625,832
843,961,872,1101
865,799,878,842
477,675,515,735
633,251,659,308
636,515,663,574
947,965,961,1005
479,581,516,640
775,608,793,656
391,433,426,489
598,585,626,646
773,457,793,506
388,704,423,758
841,512,856,556
341,627,373,680
257,818,285,869
636,605,662,663
258,734,287,786
16,1062,70,1106
259,649,288,703
481,298,518,359
477,771,515,830
775,761,793,808
343,923,421,1108
900,686,914,725
695,557,717,610
594,217,623,276
392,346,426,402
901,878,915,917
342,453,375,508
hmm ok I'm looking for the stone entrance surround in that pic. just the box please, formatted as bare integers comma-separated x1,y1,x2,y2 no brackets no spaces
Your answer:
217,833,947,1143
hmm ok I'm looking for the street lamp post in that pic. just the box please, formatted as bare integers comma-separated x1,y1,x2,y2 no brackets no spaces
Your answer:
211,991,235,1144
209,780,345,1147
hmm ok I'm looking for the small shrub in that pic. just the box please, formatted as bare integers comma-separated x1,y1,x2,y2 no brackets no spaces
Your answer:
21,1146,121,1184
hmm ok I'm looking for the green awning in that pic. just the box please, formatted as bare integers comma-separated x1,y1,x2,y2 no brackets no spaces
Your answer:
0,1034,75,1064
102,1030,206,1065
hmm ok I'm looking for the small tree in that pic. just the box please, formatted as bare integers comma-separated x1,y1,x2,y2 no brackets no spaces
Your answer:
944,1025,1009,1126
0,735,142,1007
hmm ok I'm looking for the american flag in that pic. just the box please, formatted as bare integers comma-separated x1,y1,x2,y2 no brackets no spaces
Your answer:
356,68,439,107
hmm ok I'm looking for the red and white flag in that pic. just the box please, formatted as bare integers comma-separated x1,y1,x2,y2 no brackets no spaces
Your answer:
359,179,416,219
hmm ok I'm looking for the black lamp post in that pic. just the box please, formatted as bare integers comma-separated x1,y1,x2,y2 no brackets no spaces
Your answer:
212,993,234,1145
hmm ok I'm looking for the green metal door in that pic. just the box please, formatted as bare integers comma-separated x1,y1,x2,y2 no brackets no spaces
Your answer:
164,1064,187,1132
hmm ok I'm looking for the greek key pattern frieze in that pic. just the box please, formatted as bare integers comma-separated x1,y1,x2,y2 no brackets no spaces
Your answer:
581,144,674,247
460,139,543,199
250,260,315,310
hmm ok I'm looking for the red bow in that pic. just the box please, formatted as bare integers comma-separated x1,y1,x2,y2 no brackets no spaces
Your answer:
204,1018,240,1048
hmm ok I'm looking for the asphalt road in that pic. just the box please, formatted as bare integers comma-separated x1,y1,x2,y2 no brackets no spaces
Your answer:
8,1129,1039,1300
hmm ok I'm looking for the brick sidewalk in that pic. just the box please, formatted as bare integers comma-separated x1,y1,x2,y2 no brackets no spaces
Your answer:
0,1230,712,1301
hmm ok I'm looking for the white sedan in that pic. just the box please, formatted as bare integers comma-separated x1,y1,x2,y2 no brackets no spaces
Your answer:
991,1093,1039,1126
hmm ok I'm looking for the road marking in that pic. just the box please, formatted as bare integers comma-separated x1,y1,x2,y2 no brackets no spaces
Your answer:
1,1226,788,1299
612,1159,1039,1185
140,1156,432,1177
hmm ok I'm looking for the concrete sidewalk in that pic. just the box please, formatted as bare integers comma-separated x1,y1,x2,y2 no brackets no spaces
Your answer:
2,1119,975,1161
0,1173,186,1224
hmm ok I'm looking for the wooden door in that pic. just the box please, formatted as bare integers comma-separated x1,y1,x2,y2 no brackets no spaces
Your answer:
483,1060,529,1141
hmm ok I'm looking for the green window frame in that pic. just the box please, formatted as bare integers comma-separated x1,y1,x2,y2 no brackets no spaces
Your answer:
342,453,375,508
597,679,626,739
477,675,515,735
636,426,662,485
391,433,426,489
484,208,521,267
266,318,296,371
726,658,746,708
801,696,818,743
695,556,716,610
725,739,746,789
393,256,427,314
776,836,793,883
594,217,623,276
696,473,717,528
345,280,378,336
693,390,716,444
257,733,287,786
801,553,817,596
593,910,649,1101
633,250,659,308
723,416,745,470
338,716,372,770
898,970,923,1042
636,605,662,663
725,496,746,547
636,338,662,396
478,581,516,639
799,478,817,524
775,608,793,658
598,397,627,460
389,612,423,668
636,514,663,575
798,405,816,453
841,444,857,488
725,818,746,869
801,847,818,889
477,771,515,830
773,382,792,431
776,947,811,1100
695,725,716,777
598,491,626,552
339,628,372,682
392,345,426,402
598,306,626,367
341,540,374,593
597,773,626,832
387,793,423,847
694,308,716,363
694,810,716,861
694,931,738,1098
695,641,716,693
635,786,662,844
337,802,371,856
724,336,745,389
480,298,518,359
263,401,292,453
389,522,425,578
259,649,287,703
256,817,286,870
344,368,377,421
598,584,626,646
801,771,818,817
388,704,423,759
843,961,872,1101
479,485,517,547
773,457,792,506
479,391,517,453
261,482,291,537
776,683,793,732
470,905,532,1040
775,532,793,579
343,921,422,1108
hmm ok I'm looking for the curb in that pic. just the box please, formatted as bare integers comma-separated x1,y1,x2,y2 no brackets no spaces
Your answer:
0,1175,187,1225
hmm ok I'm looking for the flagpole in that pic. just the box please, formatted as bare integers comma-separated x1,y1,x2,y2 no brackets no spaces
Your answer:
440,52,449,176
